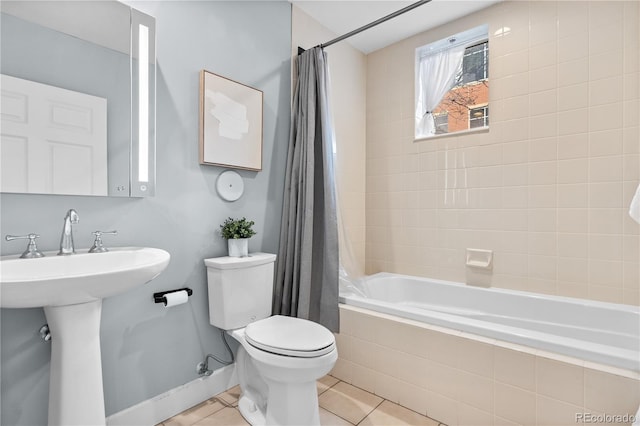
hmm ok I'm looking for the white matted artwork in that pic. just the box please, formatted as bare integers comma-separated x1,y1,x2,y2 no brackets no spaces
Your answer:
199,70,263,171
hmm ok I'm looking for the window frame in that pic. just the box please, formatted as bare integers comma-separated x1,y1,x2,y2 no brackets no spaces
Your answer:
433,112,449,134
468,104,489,129
455,40,489,87
414,24,489,141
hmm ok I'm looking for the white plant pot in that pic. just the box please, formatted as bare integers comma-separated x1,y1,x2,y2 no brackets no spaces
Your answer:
228,238,249,257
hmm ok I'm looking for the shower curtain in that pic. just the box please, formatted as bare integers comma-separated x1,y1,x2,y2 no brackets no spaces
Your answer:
273,47,340,333
415,44,466,137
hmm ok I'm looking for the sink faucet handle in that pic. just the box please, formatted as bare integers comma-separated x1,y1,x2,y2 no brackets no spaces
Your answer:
88,230,118,253
92,230,118,238
5,233,45,259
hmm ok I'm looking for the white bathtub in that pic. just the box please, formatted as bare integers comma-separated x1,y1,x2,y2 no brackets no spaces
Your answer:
339,272,640,372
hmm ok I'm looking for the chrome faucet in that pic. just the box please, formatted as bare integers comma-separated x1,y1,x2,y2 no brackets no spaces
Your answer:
58,209,79,255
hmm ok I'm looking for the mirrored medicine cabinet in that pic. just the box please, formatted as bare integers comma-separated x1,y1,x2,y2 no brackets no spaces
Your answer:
0,1,156,197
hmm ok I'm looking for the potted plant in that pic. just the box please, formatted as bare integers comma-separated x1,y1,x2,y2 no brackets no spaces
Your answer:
219,217,256,257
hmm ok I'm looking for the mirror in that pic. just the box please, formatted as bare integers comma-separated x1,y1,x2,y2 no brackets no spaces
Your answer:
0,1,156,197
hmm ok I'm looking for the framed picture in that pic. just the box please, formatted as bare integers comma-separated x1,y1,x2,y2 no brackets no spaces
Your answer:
199,70,263,171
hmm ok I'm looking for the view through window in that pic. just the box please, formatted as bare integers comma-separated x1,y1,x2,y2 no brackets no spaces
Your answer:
415,25,489,139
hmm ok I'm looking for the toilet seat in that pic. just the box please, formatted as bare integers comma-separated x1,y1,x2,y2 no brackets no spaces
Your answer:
244,315,335,358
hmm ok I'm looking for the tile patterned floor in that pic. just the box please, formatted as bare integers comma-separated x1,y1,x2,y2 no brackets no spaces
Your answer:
158,375,444,426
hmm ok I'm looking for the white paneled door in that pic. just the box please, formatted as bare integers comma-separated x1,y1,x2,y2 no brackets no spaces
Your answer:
1,74,107,195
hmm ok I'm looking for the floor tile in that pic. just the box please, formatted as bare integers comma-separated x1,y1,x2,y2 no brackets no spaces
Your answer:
320,407,353,425
360,400,440,426
319,381,383,424
215,385,241,406
318,375,340,395
162,398,227,426
164,379,441,426
193,407,249,426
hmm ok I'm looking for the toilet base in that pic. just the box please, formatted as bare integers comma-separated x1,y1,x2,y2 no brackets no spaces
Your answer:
237,377,321,426
238,394,266,425
263,379,321,426
233,341,335,426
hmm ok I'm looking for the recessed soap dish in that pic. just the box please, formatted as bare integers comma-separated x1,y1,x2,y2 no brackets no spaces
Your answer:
465,248,493,270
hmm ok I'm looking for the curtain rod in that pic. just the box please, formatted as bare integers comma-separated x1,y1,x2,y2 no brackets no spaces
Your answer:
316,0,432,50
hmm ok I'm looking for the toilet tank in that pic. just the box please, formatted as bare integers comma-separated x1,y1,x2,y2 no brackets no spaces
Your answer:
204,252,277,330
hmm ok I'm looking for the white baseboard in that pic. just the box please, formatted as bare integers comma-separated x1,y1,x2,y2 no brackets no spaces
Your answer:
106,365,237,425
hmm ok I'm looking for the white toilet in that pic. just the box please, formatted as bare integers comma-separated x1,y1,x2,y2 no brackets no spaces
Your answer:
204,253,337,426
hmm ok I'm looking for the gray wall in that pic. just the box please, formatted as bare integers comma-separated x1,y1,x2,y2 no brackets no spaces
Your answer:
0,1,291,424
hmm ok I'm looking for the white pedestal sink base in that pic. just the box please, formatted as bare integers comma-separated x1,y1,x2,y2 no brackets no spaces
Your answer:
1,247,171,424
44,300,106,426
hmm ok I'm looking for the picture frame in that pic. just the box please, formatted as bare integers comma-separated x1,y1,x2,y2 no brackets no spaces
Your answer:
199,70,263,171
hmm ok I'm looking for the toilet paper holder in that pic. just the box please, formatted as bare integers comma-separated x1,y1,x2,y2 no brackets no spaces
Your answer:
153,288,193,304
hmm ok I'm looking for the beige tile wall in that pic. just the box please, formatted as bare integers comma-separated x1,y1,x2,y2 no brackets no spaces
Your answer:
333,305,640,426
365,1,640,305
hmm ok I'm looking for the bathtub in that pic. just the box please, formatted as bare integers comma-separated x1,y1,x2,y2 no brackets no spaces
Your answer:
334,272,640,425
339,272,640,372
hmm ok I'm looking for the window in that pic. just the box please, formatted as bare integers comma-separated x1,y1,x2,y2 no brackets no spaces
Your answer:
434,112,449,134
469,105,489,128
415,25,489,139
456,41,489,86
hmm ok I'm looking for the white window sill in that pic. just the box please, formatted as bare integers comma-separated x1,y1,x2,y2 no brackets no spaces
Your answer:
414,126,489,143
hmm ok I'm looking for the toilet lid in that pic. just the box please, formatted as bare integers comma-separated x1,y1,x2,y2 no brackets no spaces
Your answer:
245,315,335,358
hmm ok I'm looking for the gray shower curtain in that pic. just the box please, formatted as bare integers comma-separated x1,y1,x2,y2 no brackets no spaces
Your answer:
273,47,340,333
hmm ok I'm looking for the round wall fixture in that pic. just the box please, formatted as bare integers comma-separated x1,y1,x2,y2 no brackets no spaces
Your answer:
216,170,244,201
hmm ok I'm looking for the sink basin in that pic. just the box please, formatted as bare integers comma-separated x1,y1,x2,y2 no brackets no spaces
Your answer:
0,246,170,425
0,246,170,308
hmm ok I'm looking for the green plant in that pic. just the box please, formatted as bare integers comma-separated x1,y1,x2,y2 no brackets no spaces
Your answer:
219,217,257,239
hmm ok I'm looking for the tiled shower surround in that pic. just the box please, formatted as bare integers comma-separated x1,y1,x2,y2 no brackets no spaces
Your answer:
331,305,640,426
364,0,640,305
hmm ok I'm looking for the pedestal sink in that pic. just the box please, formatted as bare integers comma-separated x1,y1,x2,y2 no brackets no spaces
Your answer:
0,247,170,425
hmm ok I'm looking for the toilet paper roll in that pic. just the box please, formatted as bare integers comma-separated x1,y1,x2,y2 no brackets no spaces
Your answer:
163,290,189,308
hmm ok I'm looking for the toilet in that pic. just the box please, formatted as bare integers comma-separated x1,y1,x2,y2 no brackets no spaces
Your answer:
204,253,337,426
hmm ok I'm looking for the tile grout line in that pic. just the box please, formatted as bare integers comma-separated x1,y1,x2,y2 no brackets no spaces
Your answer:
355,397,385,426
344,360,454,425
320,378,384,426
318,380,361,425
319,376,342,396
326,408,359,426
316,380,359,425
331,378,443,425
